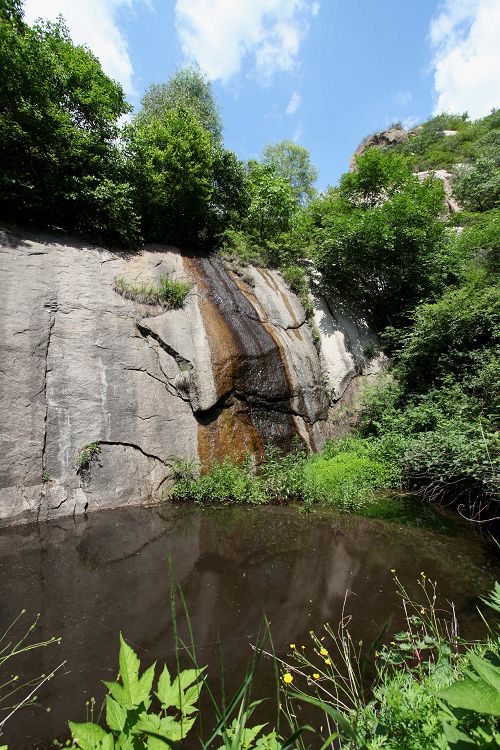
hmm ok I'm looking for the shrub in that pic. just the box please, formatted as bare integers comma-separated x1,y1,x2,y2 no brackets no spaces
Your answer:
281,265,308,296
282,575,500,750
114,275,190,308
171,455,264,504
453,156,500,212
303,444,400,512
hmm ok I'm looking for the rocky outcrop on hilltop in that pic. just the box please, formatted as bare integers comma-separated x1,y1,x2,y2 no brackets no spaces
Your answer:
349,126,409,170
0,229,381,525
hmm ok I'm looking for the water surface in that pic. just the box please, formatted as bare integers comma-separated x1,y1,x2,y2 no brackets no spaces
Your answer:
0,504,497,748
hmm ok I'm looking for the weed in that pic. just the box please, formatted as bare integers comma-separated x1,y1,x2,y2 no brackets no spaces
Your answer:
76,442,101,474
114,275,190,309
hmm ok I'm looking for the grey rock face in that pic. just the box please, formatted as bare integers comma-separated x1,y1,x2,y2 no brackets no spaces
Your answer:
350,127,409,170
0,230,378,524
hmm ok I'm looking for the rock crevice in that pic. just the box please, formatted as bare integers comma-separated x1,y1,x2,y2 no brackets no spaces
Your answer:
0,230,381,525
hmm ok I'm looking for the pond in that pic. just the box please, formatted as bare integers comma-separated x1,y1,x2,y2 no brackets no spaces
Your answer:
0,503,498,748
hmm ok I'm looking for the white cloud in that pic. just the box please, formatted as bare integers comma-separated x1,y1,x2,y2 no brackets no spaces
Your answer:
430,0,500,118
311,2,320,17
293,123,303,142
23,0,144,97
175,0,319,82
286,90,301,114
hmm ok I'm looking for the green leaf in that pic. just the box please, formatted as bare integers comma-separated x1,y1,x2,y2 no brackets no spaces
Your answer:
106,696,127,733
468,653,500,692
293,693,356,740
118,634,141,708
442,720,477,748
68,721,115,750
103,680,125,707
136,662,156,709
438,677,500,716
156,665,173,707
137,712,196,745
117,634,155,709
172,667,206,694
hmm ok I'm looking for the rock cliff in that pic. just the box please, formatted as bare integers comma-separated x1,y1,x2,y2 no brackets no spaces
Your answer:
0,229,380,524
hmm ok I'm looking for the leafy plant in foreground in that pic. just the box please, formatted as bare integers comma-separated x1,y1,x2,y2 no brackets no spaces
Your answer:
69,634,206,749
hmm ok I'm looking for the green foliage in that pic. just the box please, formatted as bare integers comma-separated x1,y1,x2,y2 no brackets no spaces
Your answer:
171,444,309,506
114,275,190,309
282,576,500,750
171,455,264,504
262,140,318,204
125,107,215,245
358,379,500,509
303,437,400,511
281,265,308,296
76,442,101,473
246,163,296,243
69,634,206,749
170,440,403,513
0,11,134,245
138,66,222,140
310,148,446,327
453,156,500,212
397,282,500,392
394,110,500,171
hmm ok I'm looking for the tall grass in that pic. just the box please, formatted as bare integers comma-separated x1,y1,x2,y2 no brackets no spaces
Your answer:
114,275,190,308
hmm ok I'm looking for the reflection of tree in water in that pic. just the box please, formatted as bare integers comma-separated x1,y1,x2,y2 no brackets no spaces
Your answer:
0,505,497,749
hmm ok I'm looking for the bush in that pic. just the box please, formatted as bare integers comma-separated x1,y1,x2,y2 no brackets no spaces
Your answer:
303,438,400,511
114,275,190,308
453,156,500,212
281,265,308,296
171,455,264,504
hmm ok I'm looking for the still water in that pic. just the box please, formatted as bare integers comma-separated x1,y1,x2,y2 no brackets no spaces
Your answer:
0,504,498,748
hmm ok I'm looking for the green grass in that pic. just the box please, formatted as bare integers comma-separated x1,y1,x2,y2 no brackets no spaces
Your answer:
114,275,190,308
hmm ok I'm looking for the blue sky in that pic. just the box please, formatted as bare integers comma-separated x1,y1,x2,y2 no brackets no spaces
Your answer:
24,0,500,190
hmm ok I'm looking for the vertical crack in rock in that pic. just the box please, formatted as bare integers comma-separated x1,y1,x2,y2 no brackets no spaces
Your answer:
41,301,56,475
135,323,194,406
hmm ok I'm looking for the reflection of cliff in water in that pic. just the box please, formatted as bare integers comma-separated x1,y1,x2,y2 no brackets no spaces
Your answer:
0,505,496,748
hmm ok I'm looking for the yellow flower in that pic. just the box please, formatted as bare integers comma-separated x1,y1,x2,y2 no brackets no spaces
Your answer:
312,673,320,680
324,658,331,665
390,641,396,646
301,645,305,650
390,569,396,573
289,643,296,649
283,673,293,684
420,608,426,615
320,647,328,656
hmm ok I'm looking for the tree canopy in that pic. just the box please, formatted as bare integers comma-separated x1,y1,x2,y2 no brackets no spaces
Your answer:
262,140,318,204
138,66,222,140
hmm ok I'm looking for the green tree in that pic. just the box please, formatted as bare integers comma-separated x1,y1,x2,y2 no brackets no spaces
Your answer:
262,139,318,204
125,106,215,244
313,148,446,327
453,156,500,212
246,162,296,242
0,11,138,244
139,66,222,140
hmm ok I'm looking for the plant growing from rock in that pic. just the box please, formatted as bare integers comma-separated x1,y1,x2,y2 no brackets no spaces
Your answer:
114,275,190,309
76,442,101,475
